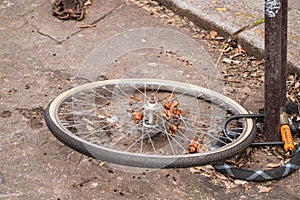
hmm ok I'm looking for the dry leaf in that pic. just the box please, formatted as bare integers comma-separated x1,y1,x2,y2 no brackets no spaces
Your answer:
205,165,215,170
266,163,281,168
237,44,246,54
190,166,203,172
214,172,229,180
295,81,300,89
209,30,218,39
234,180,252,190
234,180,248,186
200,173,211,178
216,7,228,11
255,59,265,66
258,186,272,193
222,58,241,64
84,0,92,6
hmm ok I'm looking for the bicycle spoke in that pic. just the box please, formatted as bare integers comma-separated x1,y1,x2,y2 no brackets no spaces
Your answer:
54,79,249,158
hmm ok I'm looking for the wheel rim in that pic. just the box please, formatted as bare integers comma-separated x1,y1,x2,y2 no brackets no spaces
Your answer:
47,79,254,168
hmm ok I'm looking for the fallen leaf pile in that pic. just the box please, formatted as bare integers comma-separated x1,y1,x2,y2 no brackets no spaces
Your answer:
190,165,252,191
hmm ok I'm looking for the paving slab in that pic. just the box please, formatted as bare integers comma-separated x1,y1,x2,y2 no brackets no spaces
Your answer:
155,0,300,74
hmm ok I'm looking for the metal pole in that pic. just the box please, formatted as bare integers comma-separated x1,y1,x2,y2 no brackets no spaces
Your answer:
264,0,287,141
281,0,288,86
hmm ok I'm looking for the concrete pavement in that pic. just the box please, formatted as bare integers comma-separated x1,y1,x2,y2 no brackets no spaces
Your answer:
1,0,300,199
155,0,300,74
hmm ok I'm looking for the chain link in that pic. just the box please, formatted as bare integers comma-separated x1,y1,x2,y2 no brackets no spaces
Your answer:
52,0,86,20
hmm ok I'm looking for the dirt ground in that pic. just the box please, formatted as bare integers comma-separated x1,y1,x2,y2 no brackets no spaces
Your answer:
1,0,300,199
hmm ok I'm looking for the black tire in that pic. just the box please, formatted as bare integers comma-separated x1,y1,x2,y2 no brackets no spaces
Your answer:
214,146,300,181
45,79,256,168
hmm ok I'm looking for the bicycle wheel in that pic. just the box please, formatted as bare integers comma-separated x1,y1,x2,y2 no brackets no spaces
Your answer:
45,78,256,168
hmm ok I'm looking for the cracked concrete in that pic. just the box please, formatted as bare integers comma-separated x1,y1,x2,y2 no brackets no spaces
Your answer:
28,0,125,44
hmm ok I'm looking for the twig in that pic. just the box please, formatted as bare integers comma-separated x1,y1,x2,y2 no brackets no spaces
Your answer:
78,24,96,29
232,18,265,38
215,47,226,69
75,154,83,167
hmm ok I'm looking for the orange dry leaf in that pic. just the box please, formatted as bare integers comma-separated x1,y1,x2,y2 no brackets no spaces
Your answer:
169,100,179,112
173,109,181,116
130,95,141,102
189,137,202,153
255,59,264,66
164,101,172,110
132,112,143,121
169,124,178,134
163,109,172,121
209,30,218,39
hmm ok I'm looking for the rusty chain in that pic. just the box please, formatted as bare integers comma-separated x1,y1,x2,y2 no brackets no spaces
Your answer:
52,0,87,20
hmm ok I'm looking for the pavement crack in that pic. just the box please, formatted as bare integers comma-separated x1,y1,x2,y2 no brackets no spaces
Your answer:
30,3,125,44
91,3,125,24
37,29,62,44
28,19,63,44
66,3,126,39
0,171,4,185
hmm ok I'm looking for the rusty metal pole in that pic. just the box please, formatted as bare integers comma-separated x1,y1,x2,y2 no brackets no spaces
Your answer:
264,0,288,141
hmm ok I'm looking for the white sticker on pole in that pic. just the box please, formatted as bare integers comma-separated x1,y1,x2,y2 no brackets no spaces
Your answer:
265,0,281,17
